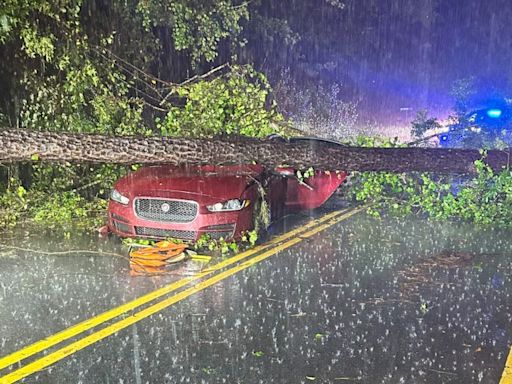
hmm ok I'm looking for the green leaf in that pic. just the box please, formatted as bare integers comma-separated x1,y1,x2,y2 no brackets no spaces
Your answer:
0,15,11,34
17,186,27,199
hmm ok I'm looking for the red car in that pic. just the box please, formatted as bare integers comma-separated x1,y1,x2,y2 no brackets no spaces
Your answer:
107,138,348,241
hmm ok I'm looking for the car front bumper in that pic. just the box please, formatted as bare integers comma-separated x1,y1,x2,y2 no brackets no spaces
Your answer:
107,200,253,241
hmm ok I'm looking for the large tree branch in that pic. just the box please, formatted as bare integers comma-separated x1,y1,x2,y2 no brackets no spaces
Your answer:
1,129,511,174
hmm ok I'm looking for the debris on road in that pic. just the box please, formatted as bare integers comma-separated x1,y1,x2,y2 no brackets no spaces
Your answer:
398,249,479,299
128,241,211,276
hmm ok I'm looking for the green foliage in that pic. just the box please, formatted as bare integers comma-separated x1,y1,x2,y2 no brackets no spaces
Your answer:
296,167,315,182
410,110,441,140
0,1,81,44
122,238,155,247
0,180,27,229
136,0,248,65
159,66,284,138
0,162,127,233
352,145,512,227
120,229,257,256
0,0,256,139
194,233,249,255
443,159,512,226
352,171,451,218
32,191,106,230
0,1,148,136
0,176,107,231
20,52,146,135
352,135,402,148
241,230,259,246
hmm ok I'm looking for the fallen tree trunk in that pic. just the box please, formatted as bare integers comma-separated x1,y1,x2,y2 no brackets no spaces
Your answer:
1,129,511,174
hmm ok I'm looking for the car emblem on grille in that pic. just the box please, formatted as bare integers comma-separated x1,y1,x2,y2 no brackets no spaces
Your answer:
161,203,171,213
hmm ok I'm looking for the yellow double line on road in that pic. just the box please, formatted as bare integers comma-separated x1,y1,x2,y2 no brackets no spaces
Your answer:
0,207,362,384
500,348,512,383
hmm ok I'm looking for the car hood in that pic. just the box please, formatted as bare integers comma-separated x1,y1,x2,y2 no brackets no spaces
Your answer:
114,164,262,202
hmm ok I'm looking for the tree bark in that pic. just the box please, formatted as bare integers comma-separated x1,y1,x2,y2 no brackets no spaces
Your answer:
1,129,511,174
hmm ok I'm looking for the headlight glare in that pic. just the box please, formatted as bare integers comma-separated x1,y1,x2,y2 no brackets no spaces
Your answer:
110,189,129,205
207,199,249,212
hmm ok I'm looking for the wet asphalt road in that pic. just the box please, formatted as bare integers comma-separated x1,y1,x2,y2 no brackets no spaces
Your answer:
1,210,512,383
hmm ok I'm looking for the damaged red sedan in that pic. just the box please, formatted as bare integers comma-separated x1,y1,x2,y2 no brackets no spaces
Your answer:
107,138,347,241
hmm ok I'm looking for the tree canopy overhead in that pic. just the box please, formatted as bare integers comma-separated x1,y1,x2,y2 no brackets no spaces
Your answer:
0,0,256,137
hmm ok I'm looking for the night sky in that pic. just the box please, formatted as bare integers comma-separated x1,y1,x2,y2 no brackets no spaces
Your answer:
245,0,512,126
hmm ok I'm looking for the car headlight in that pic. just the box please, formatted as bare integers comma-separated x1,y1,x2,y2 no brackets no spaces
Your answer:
110,189,129,205
207,199,250,212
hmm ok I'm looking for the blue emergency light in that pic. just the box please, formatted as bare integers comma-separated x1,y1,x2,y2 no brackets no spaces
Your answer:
487,108,503,118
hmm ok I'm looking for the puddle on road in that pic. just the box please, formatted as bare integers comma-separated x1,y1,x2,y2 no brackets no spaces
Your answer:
2,212,512,383
0,229,184,358
296,214,512,383
131,214,512,384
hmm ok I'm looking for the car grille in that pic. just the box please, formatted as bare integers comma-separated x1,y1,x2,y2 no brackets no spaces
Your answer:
206,231,234,240
135,226,196,241
201,223,235,240
112,220,132,234
134,198,197,223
